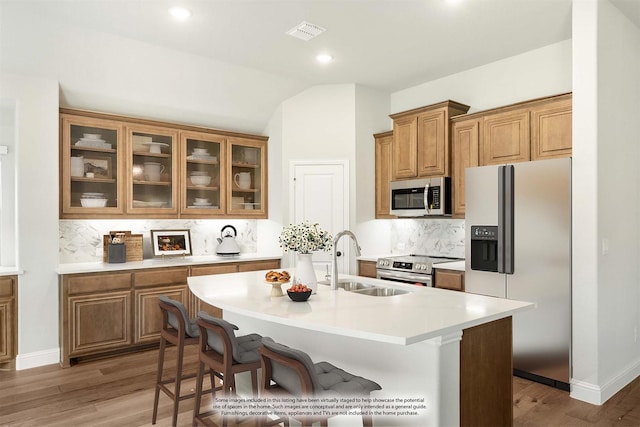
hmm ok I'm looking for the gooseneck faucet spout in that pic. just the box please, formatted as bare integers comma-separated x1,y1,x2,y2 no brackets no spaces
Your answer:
330,230,362,290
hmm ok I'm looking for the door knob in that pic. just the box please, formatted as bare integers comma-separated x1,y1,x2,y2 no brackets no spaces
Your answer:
336,251,342,257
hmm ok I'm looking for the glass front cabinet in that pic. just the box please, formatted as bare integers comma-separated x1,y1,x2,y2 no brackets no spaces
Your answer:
60,110,268,219
61,114,124,217
227,137,267,217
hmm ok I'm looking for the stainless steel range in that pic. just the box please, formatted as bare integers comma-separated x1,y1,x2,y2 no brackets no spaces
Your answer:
376,254,462,286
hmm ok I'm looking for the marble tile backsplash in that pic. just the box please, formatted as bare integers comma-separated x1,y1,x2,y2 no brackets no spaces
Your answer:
59,219,258,263
390,218,465,259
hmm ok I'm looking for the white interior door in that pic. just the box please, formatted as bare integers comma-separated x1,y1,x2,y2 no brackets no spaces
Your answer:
291,161,349,277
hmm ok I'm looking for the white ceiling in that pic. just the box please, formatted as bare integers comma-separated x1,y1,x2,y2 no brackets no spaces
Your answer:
3,0,584,93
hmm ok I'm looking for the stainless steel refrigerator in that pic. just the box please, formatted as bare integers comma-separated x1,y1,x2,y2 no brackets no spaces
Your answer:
465,157,571,390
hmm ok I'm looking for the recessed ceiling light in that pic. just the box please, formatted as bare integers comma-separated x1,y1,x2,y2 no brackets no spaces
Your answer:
316,54,333,64
168,6,191,20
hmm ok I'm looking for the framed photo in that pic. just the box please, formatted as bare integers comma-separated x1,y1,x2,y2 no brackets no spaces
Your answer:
150,229,192,257
83,156,112,179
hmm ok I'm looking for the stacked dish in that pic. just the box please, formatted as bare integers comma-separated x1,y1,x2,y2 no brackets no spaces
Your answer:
187,147,217,161
80,192,107,207
189,197,217,208
190,171,211,186
75,133,111,149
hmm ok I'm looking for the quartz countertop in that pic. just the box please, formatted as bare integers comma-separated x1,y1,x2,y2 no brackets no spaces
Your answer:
56,252,282,275
188,268,533,346
0,267,22,276
434,260,466,271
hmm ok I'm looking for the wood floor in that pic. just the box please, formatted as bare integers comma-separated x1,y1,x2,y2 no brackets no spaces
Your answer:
2,346,640,427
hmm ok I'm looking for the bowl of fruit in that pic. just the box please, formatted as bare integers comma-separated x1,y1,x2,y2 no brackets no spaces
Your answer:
287,284,312,302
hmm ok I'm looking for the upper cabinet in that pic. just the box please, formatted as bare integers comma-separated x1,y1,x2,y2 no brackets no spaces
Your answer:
226,137,268,218
60,109,268,219
451,93,572,218
61,114,124,217
374,131,395,219
390,100,470,180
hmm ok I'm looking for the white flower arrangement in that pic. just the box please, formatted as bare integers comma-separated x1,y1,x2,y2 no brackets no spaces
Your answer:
279,221,333,254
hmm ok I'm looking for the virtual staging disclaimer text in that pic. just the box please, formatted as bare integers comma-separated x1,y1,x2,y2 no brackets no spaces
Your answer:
215,396,427,419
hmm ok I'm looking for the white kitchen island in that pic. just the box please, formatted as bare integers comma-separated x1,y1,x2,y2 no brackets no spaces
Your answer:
188,269,534,427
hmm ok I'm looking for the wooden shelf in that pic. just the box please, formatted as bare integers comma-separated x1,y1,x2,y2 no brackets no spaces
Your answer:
132,180,171,187
186,185,219,191
231,162,259,169
71,146,116,154
71,177,117,184
132,151,171,159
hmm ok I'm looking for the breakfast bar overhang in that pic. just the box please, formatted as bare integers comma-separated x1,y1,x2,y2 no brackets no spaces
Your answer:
188,269,534,426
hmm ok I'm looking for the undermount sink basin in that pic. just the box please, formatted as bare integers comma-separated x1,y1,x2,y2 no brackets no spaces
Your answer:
318,279,410,296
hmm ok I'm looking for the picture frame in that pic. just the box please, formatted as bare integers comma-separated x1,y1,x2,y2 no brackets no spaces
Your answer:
150,229,192,257
83,156,112,179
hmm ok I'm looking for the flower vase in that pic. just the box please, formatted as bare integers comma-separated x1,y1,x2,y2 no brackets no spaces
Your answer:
295,253,317,293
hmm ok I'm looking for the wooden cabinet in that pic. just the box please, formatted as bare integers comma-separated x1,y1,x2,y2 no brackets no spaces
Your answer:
180,131,226,217
434,269,465,292
60,272,133,367
60,114,124,217
390,101,470,180
482,108,530,165
357,260,377,278
59,259,280,367
374,131,395,219
451,118,481,218
530,95,572,160
451,93,572,218
126,124,179,216
0,276,17,370
60,109,269,219
226,137,268,217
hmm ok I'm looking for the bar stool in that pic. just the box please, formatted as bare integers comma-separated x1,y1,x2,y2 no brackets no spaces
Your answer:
193,311,265,426
151,296,200,426
258,340,382,427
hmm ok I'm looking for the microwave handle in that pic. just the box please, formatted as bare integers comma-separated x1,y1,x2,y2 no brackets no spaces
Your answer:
424,183,431,213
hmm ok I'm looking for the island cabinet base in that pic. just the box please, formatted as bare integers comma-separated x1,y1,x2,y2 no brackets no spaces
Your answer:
460,316,513,427
58,259,280,367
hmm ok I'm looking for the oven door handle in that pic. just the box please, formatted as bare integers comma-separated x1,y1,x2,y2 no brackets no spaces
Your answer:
377,270,432,285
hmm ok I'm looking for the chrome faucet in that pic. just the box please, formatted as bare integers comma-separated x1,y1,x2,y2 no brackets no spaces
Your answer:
330,230,362,290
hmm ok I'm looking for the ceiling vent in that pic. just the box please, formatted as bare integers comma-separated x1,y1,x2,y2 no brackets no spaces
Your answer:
286,21,326,41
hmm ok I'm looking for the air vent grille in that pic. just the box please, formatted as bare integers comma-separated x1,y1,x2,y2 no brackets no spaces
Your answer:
286,21,326,41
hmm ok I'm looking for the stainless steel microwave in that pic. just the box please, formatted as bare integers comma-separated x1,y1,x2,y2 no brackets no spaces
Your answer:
390,177,451,217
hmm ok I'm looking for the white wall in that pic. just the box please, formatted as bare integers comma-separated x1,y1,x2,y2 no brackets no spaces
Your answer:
0,100,17,266
391,39,573,115
0,73,60,368
572,0,640,404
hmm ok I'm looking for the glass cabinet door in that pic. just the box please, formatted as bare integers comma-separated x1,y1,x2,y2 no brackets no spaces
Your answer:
61,114,123,217
227,136,267,217
126,124,178,215
180,131,225,216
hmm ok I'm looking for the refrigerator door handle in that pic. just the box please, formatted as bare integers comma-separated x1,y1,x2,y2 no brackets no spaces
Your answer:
504,165,515,274
498,166,505,273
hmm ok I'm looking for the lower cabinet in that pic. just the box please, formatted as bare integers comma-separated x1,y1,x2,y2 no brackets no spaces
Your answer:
357,260,377,278
0,276,18,370
434,269,465,292
59,258,280,367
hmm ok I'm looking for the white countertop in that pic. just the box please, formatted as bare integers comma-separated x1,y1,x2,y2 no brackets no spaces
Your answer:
434,260,466,271
0,266,22,276
188,269,533,346
56,252,282,275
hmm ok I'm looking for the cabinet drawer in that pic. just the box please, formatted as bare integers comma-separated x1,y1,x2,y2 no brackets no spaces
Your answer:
435,269,465,292
134,267,188,288
238,259,281,272
190,264,239,276
358,261,377,278
66,272,132,295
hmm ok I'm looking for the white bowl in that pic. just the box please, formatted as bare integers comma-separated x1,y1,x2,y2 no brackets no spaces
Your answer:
80,198,108,208
193,148,209,154
83,133,102,140
190,175,211,186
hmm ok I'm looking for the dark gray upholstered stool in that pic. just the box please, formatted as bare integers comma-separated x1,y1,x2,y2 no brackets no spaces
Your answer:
258,340,382,427
152,296,201,426
193,311,265,426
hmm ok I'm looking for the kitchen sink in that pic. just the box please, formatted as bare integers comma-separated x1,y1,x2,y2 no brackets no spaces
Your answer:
318,279,410,296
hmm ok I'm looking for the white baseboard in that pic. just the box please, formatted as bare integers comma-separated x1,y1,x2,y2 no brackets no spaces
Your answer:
16,348,59,370
571,359,640,405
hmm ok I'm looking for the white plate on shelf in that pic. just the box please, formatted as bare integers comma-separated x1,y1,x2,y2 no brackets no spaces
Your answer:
132,200,168,208
188,205,219,209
